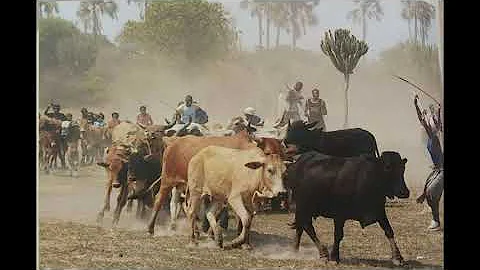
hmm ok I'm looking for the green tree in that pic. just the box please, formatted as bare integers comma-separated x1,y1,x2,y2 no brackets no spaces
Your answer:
321,29,368,128
76,1,119,41
39,2,59,18
118,0,235,63
347,0,383,42
39,18,82,69
39,17,101,74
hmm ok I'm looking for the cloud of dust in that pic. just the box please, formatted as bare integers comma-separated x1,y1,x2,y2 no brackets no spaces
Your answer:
252,243,320,261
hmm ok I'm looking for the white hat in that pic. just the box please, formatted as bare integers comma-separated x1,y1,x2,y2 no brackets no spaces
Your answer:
243,107,256,115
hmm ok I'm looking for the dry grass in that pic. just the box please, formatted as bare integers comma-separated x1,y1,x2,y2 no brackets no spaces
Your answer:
39,202,443,269
39,165,443,269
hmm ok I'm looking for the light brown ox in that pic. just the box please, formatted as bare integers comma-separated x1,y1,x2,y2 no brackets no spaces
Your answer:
186,146,287,249
146,129,286,235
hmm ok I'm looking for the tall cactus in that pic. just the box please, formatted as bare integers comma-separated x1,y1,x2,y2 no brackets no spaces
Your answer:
320,28,368,128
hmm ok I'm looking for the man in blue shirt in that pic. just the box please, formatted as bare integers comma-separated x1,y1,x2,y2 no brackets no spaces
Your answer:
176,95,198,124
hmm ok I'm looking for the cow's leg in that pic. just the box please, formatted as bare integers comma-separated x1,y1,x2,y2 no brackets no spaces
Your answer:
225,196,251,249
127,197,134,213
236,215,242,236
112,184,129,226
378,212,405,266
186,192,202,245
140,199,148,220
148,184,173,235
205,200,224,248
294,226,304,251
97,179,113,223
330,218,346,263
136,199,142,219
169,186,182,230
58,139,67,170
304,221,329,259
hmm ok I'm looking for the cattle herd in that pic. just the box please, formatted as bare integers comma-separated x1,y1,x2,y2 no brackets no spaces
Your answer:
39,115,415,266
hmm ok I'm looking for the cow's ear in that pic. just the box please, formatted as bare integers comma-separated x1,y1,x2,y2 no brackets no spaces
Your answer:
255,137,265,149
402,158,408,165
97,162,109,168
245,162,264,170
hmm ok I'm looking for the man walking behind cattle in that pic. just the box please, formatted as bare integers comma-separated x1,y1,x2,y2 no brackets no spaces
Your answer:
274,81,305,128
137,106,153,126
414,95,444,231
304,88,328,131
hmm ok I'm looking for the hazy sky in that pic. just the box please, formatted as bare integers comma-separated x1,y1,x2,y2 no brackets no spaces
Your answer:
53,0,439,59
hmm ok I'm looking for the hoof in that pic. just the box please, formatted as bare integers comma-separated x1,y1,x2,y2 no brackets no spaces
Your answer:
319,246,329,259
223,243,233,250
147,226,155,236
169,223,177,231
241,243,252,250
392,258,406,267
96,214,104,224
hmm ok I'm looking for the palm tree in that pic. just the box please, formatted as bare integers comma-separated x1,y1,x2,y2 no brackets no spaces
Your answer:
347,0,383,42
416,0,435,46
286,1,319,49
271,3,289,48
240,0,265,50
127,0,149,21
39,2,59,18
401,0,414,41
76,1,119,41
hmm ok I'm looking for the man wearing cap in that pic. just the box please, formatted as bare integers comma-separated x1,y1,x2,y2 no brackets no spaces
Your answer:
137,106,153,126
304,88,328,131
243,107,264,127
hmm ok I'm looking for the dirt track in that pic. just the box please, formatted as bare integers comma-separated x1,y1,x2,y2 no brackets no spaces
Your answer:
39,165,443,269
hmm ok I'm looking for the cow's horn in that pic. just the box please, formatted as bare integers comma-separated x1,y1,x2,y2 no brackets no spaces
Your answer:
305,121,318,130
164,118,176,130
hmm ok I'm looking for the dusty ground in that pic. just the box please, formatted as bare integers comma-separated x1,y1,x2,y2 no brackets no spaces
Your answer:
39,165,443,269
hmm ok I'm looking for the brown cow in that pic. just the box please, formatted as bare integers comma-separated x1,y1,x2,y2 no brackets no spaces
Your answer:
186,146,287,249
96,121,175,224
96,144,130,224
39,116,62,173
146,129,286,235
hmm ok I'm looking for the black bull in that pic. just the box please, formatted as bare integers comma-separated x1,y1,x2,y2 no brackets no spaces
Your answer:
283,121,380,158
283,150,409,266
